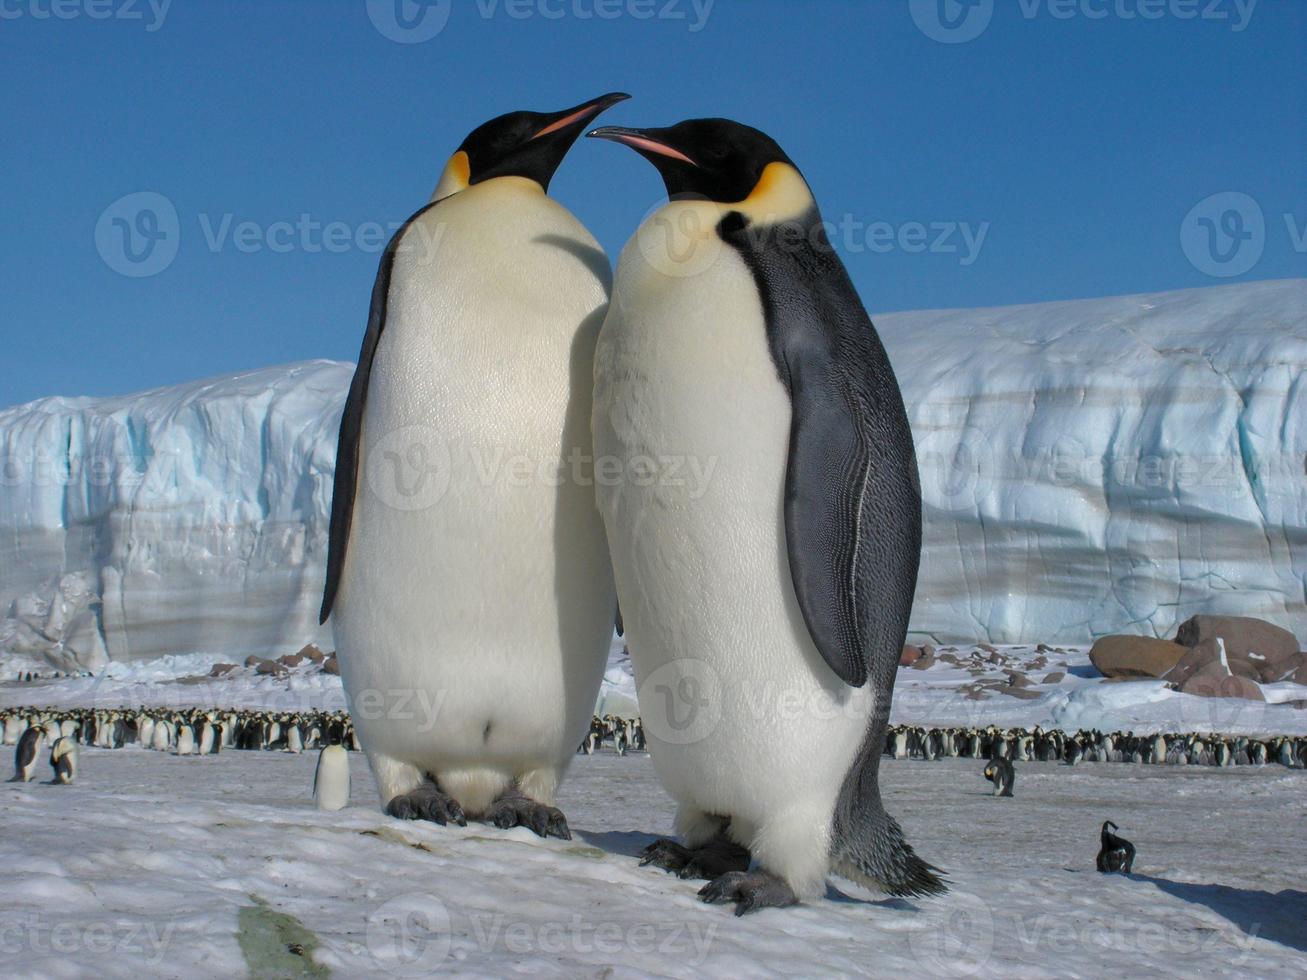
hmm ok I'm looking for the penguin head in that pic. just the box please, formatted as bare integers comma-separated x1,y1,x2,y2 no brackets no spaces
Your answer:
432,92,629,200
588,117,813,221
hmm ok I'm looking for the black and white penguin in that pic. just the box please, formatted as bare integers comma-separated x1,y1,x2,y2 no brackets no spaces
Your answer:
589,118,945,913
320,94,628,838
1096,820,1135,874
49,736,78,785
10,725,45,782
983,757,1014,798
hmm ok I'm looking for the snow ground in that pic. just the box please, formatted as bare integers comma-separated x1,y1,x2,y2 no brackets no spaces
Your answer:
1,749,1304,978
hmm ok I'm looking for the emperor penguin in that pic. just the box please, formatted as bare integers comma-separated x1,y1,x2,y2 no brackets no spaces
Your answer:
313,741,351,812
588,118,945,913
49,736,78,785
320,94,627,839
10,725,45,782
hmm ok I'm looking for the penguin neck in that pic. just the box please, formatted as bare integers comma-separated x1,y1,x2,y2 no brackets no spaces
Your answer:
730,161,816,227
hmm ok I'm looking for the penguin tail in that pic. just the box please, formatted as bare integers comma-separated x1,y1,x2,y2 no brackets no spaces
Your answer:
831,808,947,899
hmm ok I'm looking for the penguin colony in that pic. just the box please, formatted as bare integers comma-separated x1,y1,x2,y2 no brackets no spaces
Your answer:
8,707,1299,771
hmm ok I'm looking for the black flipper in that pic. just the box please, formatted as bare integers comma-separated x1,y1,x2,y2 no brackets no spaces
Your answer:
721,207,942,897
319,201,439,624
720,209,921,688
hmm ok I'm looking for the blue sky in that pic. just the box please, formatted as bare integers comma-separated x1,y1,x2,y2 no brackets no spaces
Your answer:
2,0,1303,406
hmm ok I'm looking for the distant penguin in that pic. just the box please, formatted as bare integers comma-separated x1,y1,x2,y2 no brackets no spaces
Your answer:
589,118,945,912
49,736,78,785
174,724,195,756
321,94,627,838
1096,821,1135,874
10,726,44,782
3,713,26,746
983,757,1015,798
313,743,351,812
286,722,303,755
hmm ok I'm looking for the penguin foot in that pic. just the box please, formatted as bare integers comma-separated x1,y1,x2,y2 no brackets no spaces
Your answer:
639,838,751,880
698,871,798,916
485,794,571,840
385,784,467,826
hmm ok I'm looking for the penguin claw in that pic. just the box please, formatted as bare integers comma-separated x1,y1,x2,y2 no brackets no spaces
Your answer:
642,838,751,880
486,796,571,841
639,838,693,872
698,871,798,916
385,785,466,826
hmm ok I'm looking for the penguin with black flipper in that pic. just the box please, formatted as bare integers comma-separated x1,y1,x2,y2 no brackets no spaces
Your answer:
1096,821,1135,874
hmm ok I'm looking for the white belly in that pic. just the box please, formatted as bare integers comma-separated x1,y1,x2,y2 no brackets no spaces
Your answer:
314,746,351,811
593,206,873,834
332,179,615,780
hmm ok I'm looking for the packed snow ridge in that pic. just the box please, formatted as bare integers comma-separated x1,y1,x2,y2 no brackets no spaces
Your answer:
1,279,1303,669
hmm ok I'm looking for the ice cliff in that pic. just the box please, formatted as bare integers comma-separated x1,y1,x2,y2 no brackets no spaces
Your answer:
1,280,1303,668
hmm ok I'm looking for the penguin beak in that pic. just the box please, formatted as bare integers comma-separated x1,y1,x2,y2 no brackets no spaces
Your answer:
586,126,699,166
531,92,631,141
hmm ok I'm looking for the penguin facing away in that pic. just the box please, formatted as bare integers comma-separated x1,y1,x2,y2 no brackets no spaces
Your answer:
314,742,351,812
588,118,945,913
320,94,627,838
49,736,78,785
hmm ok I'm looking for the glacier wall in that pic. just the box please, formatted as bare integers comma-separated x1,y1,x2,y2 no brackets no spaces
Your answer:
1,280,1303,667
0,362,347,669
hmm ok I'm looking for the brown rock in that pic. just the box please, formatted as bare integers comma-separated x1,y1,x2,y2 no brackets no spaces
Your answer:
1036,643,1052,653
900,645,921,667
1261,652,1305,683
939,653,960,665
254,659,287,677
1004,670,1032,688
909,654,935,671
1174,615,1300,665
1178,673,1264,701
1089,635,1187,679
977,643,998,654
322,654,340,676
1292,662,1307,686
208,663,238,678
1041,671,1066,685
244,655,267,669
297,644,327,664
277,654,307,669
998,685,1042,700
920,644,937,660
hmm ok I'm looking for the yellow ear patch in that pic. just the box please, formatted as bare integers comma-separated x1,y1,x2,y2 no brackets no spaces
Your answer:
431,150,471,202
733,162,815,226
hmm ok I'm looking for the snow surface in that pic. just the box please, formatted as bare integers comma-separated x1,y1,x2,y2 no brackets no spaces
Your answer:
1,748,1304,977
2,279,1305,668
